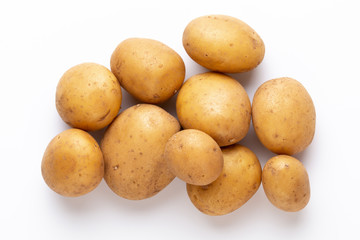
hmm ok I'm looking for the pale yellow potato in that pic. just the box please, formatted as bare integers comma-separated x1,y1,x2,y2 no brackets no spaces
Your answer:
164,129,223,186
183,15,265,73
41,128,104,197
187,145,261,216
252,77,316,155
56,62,122,131
110,38,185,104
262,155,310,212
101,104,180,200
176,72,251,147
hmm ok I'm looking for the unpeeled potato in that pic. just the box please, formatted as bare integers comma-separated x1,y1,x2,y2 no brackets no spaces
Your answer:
252,77,316,155
187,145,261,216
183,15,265,73
176,72,251,147
56,62,122,131
262,155,310,212
41,128,104,197
164,129,223,186
110,38,185,104
101,104,180,200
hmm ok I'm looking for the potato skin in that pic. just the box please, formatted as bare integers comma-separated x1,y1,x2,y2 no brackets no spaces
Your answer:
101,104,180,200
176,72,251,147
110,38,185,104
252,77,316,155
164,129,223,186
262,155,310,212
183,15,265,73
56,62,122,131
41,129,104,197
187,145,261,216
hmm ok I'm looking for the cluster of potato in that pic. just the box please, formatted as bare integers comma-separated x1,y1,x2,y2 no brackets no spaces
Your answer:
42,15,316,215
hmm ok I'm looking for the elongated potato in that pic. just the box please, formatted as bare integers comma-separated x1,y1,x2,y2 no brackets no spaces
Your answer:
252,77,316,155
187,145,261,215
101,104,180,200
183,15,265,73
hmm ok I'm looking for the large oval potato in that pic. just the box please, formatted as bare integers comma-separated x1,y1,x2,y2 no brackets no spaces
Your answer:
252,77,316,155
56,62,122,131
164,129,223,186
176,72,251,147
262,155,310,212
187,145,261,216
183,15,265,73
110,38,185,104
101,104,180,200
41,128,104,197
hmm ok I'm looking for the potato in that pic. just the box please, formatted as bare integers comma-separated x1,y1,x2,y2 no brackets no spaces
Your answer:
262,155,310,212
110,38,185,104
41,128,104,197
176,72,251,147
252,77,316,155
187,145,261,216
56,62,122,131
183,15,265,73
164,129,223,186
101,104,180,200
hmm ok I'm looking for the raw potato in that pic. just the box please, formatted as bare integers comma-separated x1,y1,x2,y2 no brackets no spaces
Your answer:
164,129,223,186
252,77,316,155
101,104,180,200
262,155,310,212
41,129,104,197
110,38,185,104
176,72,251,147
183,15,265,73
56,62,122,131
187,145,262,216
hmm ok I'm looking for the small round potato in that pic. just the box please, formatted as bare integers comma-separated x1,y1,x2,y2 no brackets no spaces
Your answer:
101,104,180,200
164,129,223,186
56,62,122,131
183,15,265,73
110,38,185,104
187,145,262,216
262,155,310,212
176,72,251,147
252,77,316,155
41,128,104,197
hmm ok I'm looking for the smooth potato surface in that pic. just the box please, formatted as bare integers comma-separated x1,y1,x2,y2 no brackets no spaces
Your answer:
252,77,316,155
164,129,223,186
110,38,185,104
56,62,122,131
41,129,104,197
187,145,261,216
101,104,180,200
183,15,265,73
262,155,310,212
176,72,251,147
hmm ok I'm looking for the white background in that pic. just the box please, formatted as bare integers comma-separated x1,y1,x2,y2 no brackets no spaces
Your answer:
1,0,359,239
